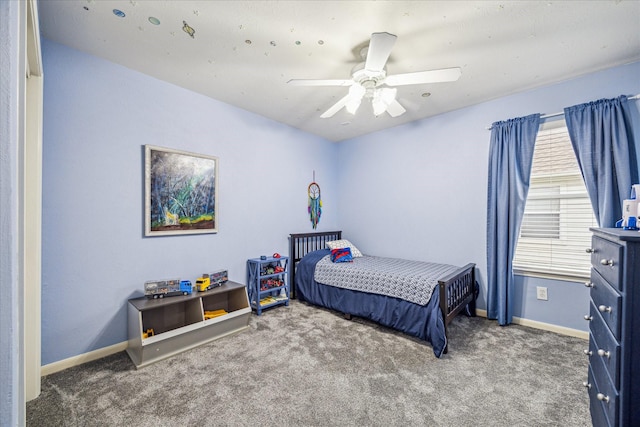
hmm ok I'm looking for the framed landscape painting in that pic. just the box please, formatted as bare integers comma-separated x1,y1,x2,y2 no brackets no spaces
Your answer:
145,145,218,236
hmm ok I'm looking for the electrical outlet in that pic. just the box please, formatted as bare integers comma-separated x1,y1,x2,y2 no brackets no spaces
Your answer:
536,286,548,301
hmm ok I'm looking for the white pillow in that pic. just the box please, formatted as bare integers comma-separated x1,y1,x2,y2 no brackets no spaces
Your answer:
326,239,363,258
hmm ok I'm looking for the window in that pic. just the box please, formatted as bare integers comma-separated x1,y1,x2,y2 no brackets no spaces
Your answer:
513,120,597,281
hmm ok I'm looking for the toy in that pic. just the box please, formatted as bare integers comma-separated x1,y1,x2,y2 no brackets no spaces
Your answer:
195,275,212,292
196,270,228,292
258,296,278,306
210,269,228,287
144,279,192,298
260,263,284,276
204,309,228,319
615,184,640,230
260,278,284,291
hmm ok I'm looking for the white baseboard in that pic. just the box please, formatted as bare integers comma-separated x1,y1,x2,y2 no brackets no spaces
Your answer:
475,309,588,340
41,341,128,377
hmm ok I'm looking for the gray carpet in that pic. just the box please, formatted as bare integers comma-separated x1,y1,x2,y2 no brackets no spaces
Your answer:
27,300,590,426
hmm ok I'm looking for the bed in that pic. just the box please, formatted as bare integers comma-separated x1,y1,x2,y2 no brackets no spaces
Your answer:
289,231,476,357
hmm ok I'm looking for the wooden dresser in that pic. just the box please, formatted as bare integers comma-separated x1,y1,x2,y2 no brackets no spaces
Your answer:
585,228,640,427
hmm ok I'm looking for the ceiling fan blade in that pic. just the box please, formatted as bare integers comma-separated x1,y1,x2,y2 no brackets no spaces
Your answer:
287,79,353,87
385,99,406,117
320,93,352,118
385,67,462,86
364,32,397,72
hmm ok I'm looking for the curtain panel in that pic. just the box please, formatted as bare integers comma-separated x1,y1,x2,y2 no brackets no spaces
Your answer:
486,114,541,325
564,95,639,227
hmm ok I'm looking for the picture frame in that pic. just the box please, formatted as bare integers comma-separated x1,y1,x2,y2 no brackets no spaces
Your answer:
145,145,218,236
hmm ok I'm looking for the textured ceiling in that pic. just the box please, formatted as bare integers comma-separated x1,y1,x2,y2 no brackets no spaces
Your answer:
38,0,640,142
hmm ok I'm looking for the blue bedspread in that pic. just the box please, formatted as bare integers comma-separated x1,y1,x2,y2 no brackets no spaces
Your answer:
295,249,448,358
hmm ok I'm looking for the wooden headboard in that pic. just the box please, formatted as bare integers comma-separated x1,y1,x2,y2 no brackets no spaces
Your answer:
288,231,342,299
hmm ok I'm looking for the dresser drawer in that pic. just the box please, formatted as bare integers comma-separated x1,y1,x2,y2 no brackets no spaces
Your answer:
591,237,623,291
590,271,622,339
588,355,619,427
588,317,620,388
588,366,612,427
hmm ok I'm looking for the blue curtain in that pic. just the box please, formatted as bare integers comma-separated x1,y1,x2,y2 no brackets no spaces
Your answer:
564,96,639,227
486,114,541,325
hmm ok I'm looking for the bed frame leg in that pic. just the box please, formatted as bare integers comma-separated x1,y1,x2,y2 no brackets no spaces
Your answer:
468,281,479,316
343,313,352,320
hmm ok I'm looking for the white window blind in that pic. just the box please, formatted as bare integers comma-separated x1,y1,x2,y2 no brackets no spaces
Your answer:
513,121,597,281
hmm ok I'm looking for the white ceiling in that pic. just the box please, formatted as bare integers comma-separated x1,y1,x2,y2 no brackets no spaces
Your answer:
38,1,640,142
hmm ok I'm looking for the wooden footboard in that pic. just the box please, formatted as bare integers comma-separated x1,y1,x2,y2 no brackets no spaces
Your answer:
289,231,342,299
438,263,476,353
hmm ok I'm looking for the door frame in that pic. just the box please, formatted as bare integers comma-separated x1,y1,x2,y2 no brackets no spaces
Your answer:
24,0,43,402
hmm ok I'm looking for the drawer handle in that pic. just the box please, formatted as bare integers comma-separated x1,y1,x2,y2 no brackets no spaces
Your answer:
596,393,610,403
584,281,594,288
583,381,591,389
583,349,592,356
583,314,592,321
597,349,611,358
600,258,614,267
585,248,595,253
598,305,612,313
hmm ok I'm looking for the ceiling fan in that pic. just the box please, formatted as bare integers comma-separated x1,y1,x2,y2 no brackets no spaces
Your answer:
288,32,461,118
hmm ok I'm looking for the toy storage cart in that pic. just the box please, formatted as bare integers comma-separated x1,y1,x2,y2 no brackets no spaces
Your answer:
246,256,289,315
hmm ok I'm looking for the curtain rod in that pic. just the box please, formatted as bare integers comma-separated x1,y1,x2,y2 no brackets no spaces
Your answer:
486,93,640,130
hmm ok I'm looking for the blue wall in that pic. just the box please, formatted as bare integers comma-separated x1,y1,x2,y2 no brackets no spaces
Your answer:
42,36,640,365
41,39,338,365
337,61,640,332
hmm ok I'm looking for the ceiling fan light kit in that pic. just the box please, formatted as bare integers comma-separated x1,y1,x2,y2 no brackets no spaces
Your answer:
345,84,366,114
288,32,461,119
372,88,397,116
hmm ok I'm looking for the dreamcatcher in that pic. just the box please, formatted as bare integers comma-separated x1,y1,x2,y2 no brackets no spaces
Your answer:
308,173,322,229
